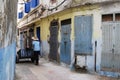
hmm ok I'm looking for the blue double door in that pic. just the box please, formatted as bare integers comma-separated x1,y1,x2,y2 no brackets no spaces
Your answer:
60,23,71,64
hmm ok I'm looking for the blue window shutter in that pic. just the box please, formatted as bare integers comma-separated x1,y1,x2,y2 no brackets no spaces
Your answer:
18,12,23,19
37,0,39,6
31,0,39,8
25,2,31,13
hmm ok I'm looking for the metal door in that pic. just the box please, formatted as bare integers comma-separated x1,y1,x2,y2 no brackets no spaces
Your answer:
60,24,71,64
49,20,59,61
101,22,120,72
74,16,93,55
101,22,114,71
114,22,120,72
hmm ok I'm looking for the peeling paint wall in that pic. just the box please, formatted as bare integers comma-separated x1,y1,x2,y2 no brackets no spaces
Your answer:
35,2,120,77
0,0,17,80
71,5,101,72
33,10,74,59
72,2,120,77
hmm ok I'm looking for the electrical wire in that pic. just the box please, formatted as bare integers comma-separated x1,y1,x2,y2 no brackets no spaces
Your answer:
48,0,67,11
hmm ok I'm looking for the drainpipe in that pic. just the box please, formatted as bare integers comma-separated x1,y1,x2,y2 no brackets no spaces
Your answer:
95,41,97,72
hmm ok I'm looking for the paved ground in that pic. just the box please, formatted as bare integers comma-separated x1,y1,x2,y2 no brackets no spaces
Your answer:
15,58,119,80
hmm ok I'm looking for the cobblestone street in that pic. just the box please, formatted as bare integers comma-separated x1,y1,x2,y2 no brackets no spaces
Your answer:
15,58,118,80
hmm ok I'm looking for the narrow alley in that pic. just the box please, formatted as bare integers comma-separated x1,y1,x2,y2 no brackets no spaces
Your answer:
1,0,120,80
15,58,118,80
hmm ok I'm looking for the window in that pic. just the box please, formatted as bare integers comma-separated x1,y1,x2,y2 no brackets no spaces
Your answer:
115,13,120,21
102,14,113,22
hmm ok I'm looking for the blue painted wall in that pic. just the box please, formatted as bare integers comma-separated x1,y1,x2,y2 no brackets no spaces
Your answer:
0,42,16,80
0,0,17,80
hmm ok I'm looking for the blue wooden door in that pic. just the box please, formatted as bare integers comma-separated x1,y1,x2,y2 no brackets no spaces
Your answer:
74,16,93,55
60,24,71,64
36,27,40,41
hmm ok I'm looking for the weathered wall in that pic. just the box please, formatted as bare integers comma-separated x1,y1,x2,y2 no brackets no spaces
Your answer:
33,4,100,67
0,0,17,80
17,0,120,77
72,2,120,77
99,2,120,77
70,5,101,72
34,9,74,60
35,2,120,77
